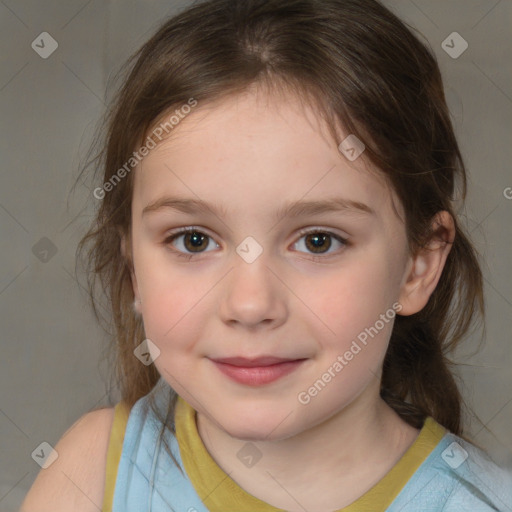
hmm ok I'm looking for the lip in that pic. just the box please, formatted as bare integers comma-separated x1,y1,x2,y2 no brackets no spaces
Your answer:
210,356,307,386
212,356,300,367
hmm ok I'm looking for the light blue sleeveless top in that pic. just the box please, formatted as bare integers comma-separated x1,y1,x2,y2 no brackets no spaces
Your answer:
112,378,512,511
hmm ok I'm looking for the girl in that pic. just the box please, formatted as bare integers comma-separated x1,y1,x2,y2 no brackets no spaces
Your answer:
22,0,512,510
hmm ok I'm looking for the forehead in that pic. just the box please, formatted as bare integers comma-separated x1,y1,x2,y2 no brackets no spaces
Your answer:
132,89,401,223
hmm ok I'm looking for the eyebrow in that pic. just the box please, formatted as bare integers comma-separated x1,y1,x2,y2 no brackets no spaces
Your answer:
142,196,375,220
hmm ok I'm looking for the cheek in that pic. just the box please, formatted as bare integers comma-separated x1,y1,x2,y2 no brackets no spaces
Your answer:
140,274,210,382
295,262,399,415
142,281,206,344
310,258,399,343
134,251,211,348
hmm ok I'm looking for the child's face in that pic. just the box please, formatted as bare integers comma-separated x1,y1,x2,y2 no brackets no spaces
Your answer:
128,88,413,440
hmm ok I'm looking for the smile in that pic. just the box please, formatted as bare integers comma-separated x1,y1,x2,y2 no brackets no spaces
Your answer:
210,357,307,386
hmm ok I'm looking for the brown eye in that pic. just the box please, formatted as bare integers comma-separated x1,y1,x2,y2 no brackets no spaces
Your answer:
182,231,209,252
164,228,219,256
304,232,332,254
293,230,347,258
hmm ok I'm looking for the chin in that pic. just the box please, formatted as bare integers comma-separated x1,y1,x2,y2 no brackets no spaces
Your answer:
222,422,289,442
212,404,302,442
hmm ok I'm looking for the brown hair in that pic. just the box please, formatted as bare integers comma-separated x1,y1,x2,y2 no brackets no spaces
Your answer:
76,0,484,447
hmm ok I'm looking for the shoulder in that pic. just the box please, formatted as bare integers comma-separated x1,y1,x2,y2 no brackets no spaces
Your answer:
433,434,512,511
20,406,116,512
393,425,512,511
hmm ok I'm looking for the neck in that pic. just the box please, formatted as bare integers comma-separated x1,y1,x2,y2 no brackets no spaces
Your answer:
195,382,420,511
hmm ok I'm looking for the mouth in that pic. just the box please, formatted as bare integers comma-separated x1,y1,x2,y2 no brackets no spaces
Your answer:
209,356,307,386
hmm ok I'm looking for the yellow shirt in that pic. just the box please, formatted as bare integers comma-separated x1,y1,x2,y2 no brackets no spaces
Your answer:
103,396,446,512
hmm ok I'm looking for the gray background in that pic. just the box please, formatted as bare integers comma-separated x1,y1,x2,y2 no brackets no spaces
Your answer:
0,0,511,510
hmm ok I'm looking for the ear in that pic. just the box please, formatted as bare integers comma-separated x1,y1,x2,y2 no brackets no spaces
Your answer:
120,231,142,314
398,211,455,316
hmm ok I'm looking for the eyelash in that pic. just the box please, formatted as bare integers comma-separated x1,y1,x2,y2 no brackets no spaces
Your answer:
163,226,349,262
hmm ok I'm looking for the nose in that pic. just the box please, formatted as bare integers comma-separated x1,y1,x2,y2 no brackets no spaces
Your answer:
218,255,288,331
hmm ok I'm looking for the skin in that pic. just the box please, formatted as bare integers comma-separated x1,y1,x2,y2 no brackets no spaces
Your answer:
124,84,454,511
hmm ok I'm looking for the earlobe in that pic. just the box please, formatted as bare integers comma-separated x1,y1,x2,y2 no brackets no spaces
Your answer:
398,211,455,316
132,277,142,314
121,232,142,313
